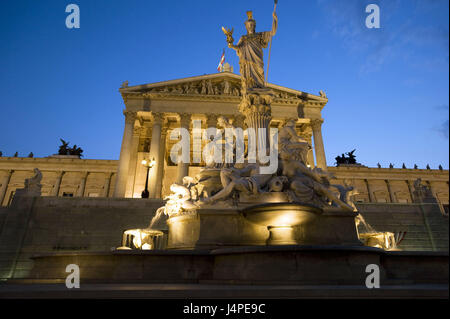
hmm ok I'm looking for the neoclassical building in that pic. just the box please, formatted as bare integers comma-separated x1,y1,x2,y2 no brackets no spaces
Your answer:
114,72,329,200
0,72,449,209
0,70,448,284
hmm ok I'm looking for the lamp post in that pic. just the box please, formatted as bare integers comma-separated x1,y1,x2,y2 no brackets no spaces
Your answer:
141,158,156,198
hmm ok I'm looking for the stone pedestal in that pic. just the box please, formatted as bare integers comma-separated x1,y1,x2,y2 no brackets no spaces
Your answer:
267,226,297,245
239,90,273,160
166,209,268,250
166,205,362,250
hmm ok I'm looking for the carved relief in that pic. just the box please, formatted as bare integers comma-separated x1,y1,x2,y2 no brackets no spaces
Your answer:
137,78,303,102
143,78,245,97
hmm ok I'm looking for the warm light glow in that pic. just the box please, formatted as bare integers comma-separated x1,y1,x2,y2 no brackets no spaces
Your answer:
279,213,294,226
142,158,156,168
122,228,163,250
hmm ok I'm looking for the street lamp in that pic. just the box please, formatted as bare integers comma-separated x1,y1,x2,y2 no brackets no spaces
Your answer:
141,157,156,198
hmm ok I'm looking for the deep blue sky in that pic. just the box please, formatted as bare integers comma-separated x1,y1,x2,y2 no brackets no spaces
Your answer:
0,0,448,168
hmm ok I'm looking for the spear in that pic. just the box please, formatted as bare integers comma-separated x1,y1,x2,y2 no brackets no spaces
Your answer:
265,0,278,85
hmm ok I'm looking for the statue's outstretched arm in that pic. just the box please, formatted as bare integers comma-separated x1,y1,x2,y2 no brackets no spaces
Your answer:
228,38,241,51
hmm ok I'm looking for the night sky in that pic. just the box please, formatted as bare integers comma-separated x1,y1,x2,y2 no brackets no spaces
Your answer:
0,0,448,169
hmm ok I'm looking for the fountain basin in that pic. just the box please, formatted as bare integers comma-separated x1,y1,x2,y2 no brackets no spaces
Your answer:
118,228,164,250
242,203,323,245
359,232,396,250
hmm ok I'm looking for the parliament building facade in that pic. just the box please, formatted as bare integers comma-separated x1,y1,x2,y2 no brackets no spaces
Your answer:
0,72,448,279
1,72,448,207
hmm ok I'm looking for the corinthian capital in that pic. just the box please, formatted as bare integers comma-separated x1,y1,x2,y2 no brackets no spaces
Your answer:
133,125,143,136
310,118,324,130
151,112,165,125
123,110,138,124
178,113,192,128
205,113,218,128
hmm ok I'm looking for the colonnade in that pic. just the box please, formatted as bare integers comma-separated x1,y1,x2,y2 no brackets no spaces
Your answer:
113,111,327,198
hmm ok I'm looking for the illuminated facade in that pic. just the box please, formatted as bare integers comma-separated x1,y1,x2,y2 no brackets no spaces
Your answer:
1,72,448,208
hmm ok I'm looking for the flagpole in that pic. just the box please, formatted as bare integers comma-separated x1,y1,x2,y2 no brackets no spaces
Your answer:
265,0,277,85
218,48,225,72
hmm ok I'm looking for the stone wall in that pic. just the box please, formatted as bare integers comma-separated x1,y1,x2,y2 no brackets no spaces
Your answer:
0,156,118,206
356,203,449,251
1,156,448,206
0,195,163,279
0,192,448,281
329,166,449,205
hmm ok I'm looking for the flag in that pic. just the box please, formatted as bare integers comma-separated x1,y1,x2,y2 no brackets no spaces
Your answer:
217,49,225,72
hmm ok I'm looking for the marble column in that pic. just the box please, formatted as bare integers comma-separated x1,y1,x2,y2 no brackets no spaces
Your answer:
300,124,315,168
406,180,415,203
364,179,375,203
77,172,89,197
103,172,113,197
125,125,142,197
0,170,13,206
205,113,218,166
155,126,168,198
114,111,137,198
310,119,327,170
426,181,436,197
52,171,65,196
176,113,191,184
148,112,164,198
385,179,396,203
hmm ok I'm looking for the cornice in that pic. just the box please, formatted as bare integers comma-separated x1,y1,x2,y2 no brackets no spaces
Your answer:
124,92,307,106
328,166,449,181
119,72,328,106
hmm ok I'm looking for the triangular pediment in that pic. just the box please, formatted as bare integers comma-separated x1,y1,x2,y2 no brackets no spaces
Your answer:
119,72,327,103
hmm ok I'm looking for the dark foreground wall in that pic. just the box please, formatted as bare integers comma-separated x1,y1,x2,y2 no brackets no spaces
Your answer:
28,246,448,286
0,195,164,279
14,246,447,298
0,194,448,280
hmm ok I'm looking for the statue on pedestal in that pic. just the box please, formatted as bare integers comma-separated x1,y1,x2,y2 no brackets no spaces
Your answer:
58,139,84,157
14,168,43,198
152,5,357,213
335,149,358,166
279,119,311,163
222,9,278,158
223,10,277,93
